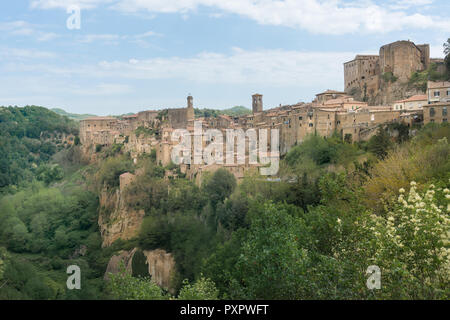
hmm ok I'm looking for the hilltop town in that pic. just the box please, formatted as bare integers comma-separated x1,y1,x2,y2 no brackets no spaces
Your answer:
80,40,450,183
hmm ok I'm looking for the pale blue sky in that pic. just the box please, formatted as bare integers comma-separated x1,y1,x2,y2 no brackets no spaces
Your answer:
0,0,449,115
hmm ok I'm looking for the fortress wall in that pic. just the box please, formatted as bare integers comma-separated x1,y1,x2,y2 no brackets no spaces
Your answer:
380,41,424,81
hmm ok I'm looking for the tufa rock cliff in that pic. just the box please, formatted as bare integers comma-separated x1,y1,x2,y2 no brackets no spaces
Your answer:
98,172,145,247
104,248,176,294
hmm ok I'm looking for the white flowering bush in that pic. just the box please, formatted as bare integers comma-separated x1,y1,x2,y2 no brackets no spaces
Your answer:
361,181,450,299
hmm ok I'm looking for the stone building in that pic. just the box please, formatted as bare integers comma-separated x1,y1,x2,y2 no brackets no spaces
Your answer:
427,81,450,104
344,55,380,93
379,41,429,82
315,90,348,104
252,94,263,113
80,88,408,182
344,41,434,103
423,102,449,124
393,95,427,111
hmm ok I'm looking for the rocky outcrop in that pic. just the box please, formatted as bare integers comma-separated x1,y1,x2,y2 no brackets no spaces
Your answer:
98,173,145,247
104,248,137,281
142,249,175,292
104,248,176,293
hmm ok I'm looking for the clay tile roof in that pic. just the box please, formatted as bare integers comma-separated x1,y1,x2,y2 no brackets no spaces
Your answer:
404,95,427,102
316,89,347,96
83,116,117,121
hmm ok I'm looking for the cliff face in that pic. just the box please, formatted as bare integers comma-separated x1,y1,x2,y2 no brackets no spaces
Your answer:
99,172,177,293
98,173,145,247
372,81,423,106
104,248,176,294
352,79,424,106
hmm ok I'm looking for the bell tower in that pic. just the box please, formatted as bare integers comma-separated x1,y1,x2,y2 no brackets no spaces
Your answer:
186,95,194,122
252,94,263,113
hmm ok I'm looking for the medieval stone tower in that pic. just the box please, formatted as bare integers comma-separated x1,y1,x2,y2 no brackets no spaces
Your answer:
187,95,195,122
252,94,263,113
379,41,429,82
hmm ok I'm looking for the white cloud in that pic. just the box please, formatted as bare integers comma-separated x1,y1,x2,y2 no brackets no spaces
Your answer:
30,0,114,10
29,0,450,35
389,0,434,10
0,47,58,59
78,33,122,44
6,48,355,88
70,83,134,95
75,31,162,46
134,30,162,39
0,20,60,42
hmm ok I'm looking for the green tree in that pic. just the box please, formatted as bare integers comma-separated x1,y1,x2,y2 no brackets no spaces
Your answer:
234,202,308,299
445,38,450,80
108,266,165,300
203,169,237,209
178,276,219,300
368,127,392,159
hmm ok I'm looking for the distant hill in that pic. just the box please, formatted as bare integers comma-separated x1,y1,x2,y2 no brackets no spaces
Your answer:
221,106,252,117
195,106,251,118
51,108,96,121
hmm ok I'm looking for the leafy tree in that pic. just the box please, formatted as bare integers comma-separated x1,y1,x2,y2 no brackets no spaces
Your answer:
203,169,236,209
108,266,165,300
95,155,134,189
132,250,150,278
368,127,392,159
178,276,219,300
356,182,450,299
233,201,307,299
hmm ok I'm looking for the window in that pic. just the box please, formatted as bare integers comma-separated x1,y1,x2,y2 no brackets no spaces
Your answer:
443,119,448,123
299,116,303,121
308,123,313,127
434,91,440,97
443,107,448,116
430,107,435,117
447,90,450,96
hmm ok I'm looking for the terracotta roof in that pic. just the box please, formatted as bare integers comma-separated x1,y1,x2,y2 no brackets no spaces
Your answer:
316,89,347,96
83,116,117,121
402,95,427,103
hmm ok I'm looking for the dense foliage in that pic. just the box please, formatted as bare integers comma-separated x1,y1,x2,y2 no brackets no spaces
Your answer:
0,106,78,191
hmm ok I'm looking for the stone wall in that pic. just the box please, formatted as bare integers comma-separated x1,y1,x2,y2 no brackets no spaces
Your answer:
379,41,427,82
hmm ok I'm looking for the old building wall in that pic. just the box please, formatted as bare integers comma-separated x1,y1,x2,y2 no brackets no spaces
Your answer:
379,41,425,82
344,55,379,92
427,81,450,103
423,103,449,124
